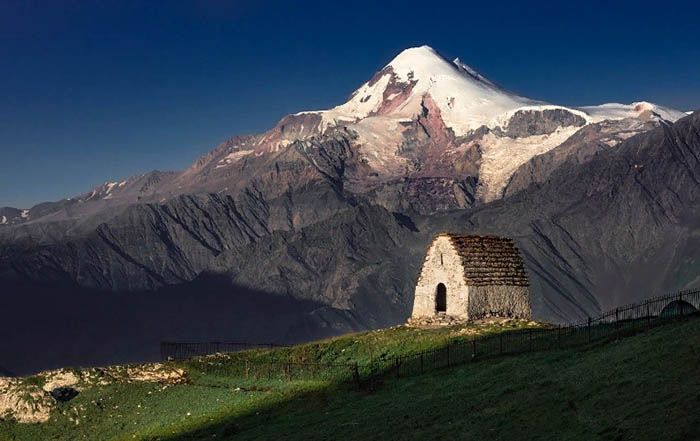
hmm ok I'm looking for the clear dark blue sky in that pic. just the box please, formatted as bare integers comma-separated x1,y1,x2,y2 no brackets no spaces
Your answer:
2,0,699,208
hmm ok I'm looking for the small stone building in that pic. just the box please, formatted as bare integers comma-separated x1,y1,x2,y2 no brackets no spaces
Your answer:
411,234,531,321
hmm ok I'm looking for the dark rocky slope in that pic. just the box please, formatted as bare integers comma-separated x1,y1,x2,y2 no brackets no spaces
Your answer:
435,112,700,320
2,113,699,374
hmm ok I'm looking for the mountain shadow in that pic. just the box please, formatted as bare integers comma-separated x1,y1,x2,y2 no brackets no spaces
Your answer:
0,274,366,376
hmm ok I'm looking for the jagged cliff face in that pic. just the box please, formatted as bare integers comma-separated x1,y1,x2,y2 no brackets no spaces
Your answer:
0,46,697,373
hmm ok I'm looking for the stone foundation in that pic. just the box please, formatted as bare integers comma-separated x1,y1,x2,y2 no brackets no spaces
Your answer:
406,314,468,328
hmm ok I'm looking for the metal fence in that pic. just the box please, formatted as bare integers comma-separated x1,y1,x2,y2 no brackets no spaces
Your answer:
362,288,700,382
162,288,700,386
191,357,359,383
160,341,288,361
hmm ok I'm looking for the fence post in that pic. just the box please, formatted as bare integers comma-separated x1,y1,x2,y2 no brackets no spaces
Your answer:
615,308,620,339
646,301,651,329
587,317,592,343
352,362,360,387
245,359,249,379
396,357,401,378
472,339,477,359
557,325,561,348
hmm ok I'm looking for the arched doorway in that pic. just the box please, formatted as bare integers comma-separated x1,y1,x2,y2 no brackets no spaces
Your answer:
436,283,447,313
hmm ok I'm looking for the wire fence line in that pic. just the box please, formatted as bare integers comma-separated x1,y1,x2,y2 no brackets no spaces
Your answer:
190,357,360,384
162,288,700,386
364,288,700,383
160,341,289,362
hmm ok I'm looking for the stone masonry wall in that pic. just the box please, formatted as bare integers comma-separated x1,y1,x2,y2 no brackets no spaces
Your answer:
467,285,531,320
412,236,469,319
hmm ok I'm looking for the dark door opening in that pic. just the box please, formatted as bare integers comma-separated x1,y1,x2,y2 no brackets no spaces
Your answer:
436,283,447,313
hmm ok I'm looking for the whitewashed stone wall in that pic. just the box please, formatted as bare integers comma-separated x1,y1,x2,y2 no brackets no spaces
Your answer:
412,236,470,319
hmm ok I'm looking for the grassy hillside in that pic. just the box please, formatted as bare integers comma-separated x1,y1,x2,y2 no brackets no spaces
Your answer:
2,318,699,440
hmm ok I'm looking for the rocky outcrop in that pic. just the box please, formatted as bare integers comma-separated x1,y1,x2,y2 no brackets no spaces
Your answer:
498,108,586,138
358,176,478,214
292,129,363,193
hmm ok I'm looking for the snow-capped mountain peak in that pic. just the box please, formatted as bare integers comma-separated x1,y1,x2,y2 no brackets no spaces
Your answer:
316,45,540,136
386,45,497,92
309,46,688,140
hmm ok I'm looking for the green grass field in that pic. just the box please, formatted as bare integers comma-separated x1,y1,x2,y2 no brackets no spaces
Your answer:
2,317,699,440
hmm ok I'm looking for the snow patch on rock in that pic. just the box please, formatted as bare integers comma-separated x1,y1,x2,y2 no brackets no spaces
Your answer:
103,182,118,199
579,102,686,123
215,150,254,169
318,72,392,132
477,126,582,202
352,116,410,176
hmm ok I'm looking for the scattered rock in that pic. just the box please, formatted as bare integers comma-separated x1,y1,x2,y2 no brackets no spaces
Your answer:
42,369,80,392
116,363,187,385
0,377,52,423
0,362,188,424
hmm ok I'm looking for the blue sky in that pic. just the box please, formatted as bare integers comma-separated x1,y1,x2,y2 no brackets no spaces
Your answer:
1,0,699,207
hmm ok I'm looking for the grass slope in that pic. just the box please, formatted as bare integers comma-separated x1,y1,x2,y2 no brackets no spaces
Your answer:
2,318,699,440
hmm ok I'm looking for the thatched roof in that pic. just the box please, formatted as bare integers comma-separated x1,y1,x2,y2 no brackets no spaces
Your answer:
434,234,529,287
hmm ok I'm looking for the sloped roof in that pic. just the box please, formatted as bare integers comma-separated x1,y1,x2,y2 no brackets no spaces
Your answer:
434,234,529,287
